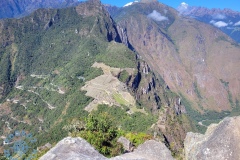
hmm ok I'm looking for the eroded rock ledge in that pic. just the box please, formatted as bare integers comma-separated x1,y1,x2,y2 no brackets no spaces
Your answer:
184,116,240,160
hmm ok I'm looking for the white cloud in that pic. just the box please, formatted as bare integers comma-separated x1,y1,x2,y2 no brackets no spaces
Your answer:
147,10,168,22
210,20,228,28
227,27,234,30
123,1,139,7
123,2,133,7
212,21,228,28
234,21,240,26
210,20,216,24
212,14,226,20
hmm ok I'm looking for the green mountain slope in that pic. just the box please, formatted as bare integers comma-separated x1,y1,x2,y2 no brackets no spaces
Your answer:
0,0,194,158
0,0,128,154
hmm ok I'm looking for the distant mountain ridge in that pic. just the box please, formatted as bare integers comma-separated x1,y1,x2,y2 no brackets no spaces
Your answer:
177,2,240,43
0,0,80,19
105,2,240,43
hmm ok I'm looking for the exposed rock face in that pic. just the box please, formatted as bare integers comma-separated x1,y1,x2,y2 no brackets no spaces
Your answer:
39,137,108,160
174,98,186,115
117,136,133,152
75,0,121,42
184,116,240,160
40,138,174,160
111,140,175,160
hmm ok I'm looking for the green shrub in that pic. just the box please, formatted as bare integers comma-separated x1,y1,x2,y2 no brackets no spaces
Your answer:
125,132,152,146
118,70,130,83
75,113,124,157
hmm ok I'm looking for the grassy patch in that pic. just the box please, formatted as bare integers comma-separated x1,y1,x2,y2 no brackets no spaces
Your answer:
113,93,129,106
96,42,136,68
194,82,202,99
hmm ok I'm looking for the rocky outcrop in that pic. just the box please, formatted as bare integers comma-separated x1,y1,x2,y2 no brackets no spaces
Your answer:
111,140,174,160
39,137,108,160
184,116,240,160
40,138,174,160
117,136,133,152
174,98,186,115
76,0,121,42
124,59,191,155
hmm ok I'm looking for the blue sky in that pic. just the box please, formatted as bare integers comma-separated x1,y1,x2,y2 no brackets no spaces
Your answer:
100,0,240,12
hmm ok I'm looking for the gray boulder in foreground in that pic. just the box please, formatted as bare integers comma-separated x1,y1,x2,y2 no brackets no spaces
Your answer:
40,137,174,160
117,136,133,152
110,140,175,160
39,137,108,160
184,116,240,160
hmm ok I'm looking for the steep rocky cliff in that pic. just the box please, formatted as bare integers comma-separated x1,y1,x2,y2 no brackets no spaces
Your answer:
184,116,240,160
125,60,193,156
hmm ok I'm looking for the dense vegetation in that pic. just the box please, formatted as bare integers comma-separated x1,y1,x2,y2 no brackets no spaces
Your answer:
75,113,123,157
0,1,108,151
68,105,154,157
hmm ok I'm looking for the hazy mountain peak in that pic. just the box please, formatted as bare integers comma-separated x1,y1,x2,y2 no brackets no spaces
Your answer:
177,2,240,16
177,2,189,13
180,2,189,9
123,0,157,7
140,0,157,3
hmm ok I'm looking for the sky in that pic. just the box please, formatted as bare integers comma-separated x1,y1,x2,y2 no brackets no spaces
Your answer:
100,0,240,12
